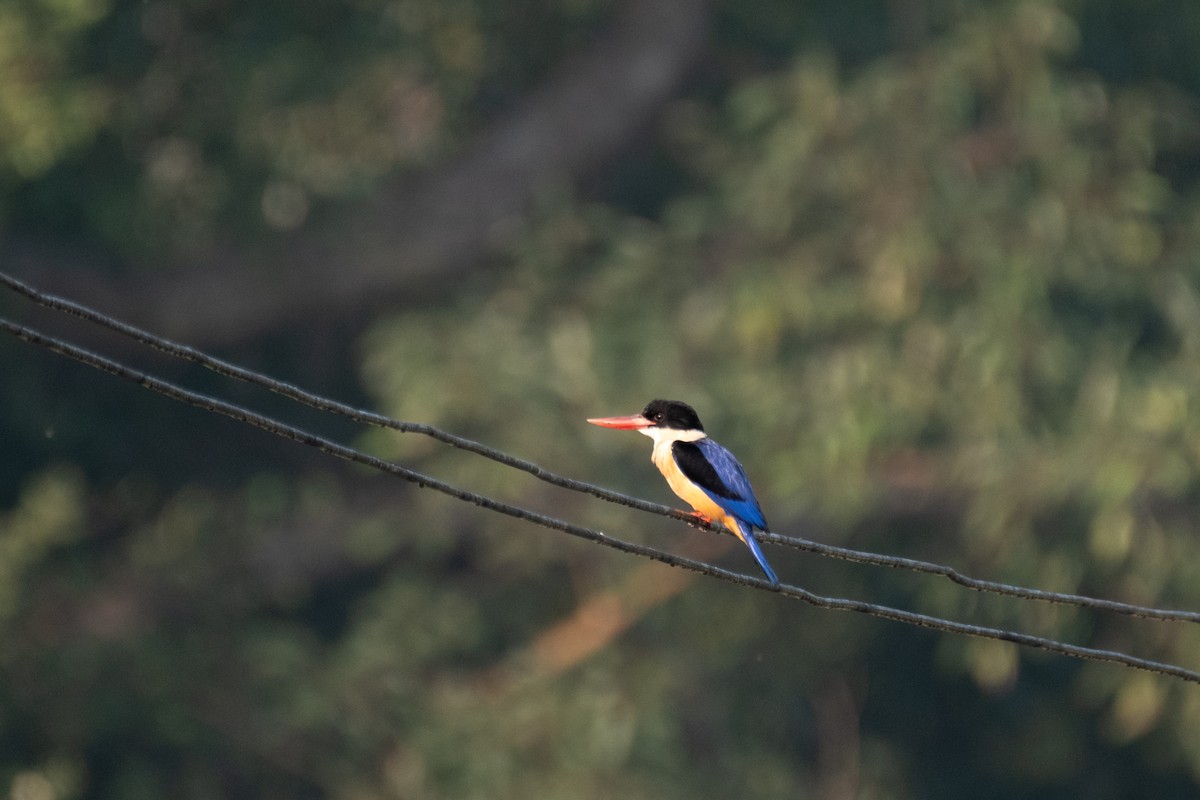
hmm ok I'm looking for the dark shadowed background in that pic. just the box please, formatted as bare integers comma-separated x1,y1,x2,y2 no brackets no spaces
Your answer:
4,0,1200,797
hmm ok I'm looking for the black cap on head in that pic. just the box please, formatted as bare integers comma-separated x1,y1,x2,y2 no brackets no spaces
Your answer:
641,399,704,431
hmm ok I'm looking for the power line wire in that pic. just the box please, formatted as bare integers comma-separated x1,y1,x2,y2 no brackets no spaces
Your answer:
3,271,1198,625
3,314,1199,685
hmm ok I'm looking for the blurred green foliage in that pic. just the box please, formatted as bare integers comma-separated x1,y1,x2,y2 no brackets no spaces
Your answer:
5,0,1200,798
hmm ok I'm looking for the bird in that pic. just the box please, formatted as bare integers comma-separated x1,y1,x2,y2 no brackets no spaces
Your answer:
587,399,779,585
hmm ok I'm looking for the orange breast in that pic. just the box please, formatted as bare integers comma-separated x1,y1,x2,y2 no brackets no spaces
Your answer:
651,440,744,543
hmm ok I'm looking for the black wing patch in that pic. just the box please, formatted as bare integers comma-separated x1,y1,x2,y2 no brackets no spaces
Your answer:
672,440,742,500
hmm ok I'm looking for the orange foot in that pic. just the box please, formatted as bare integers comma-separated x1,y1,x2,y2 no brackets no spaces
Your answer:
685,510,712,525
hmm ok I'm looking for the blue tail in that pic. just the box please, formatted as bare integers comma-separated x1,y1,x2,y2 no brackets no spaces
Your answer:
734,519,779,585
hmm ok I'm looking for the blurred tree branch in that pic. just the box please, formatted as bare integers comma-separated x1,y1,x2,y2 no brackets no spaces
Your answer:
7,0,711,346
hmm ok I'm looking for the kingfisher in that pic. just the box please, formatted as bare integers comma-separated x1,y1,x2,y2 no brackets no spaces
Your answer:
587,399,779,585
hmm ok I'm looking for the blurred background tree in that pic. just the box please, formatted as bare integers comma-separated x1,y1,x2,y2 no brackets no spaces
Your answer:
4,0,1200,797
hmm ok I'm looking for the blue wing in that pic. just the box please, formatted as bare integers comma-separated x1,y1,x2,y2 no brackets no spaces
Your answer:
679,437,768,530
673,438,778,584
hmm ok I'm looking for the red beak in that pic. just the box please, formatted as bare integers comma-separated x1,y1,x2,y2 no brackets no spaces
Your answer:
586,414,652,430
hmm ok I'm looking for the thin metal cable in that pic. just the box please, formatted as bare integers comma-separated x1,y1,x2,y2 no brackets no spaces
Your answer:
3,271,1198,625
3,315,1199,685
